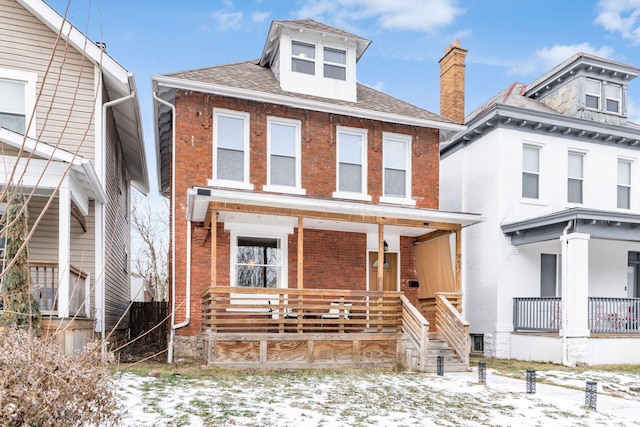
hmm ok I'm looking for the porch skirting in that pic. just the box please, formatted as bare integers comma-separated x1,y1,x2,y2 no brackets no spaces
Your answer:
201,331,400,369
510,333,640,365
41,318,95,355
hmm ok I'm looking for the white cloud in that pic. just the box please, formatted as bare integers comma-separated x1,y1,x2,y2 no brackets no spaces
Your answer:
295,0,464,33
595,0,640,45
211,9,243,31
503,43,615,76
252,11,271,23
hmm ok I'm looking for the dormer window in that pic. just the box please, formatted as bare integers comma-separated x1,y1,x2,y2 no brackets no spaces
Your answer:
605,83,621,113
291,41,315,75
585,79,600,110
324,47,346,80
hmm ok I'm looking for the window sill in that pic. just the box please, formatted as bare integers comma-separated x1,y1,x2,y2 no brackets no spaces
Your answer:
332,191,372,202
520,198,547,206
207,179,254,191
379,196,416,206
262,185,306,196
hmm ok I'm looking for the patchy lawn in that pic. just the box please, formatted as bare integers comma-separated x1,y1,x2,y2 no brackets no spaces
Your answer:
113,360,640,426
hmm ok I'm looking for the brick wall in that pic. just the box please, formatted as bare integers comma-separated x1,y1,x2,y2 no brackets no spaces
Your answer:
171,90,438,336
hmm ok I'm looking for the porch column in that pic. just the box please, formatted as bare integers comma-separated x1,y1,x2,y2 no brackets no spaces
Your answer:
58,182,71,318
455,227,461,292
377,224,384,291
297,217,303,289
560,232,590,365
210,209,216,287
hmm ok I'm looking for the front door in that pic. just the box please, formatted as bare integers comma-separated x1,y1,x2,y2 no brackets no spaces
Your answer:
369,252,397,292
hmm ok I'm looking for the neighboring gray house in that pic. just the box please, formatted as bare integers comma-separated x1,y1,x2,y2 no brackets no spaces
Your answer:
0,0,148,353
441,52,640,365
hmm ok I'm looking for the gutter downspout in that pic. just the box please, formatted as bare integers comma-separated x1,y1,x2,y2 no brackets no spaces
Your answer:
561,220,573,366
152,91,185,363
101,90,135,354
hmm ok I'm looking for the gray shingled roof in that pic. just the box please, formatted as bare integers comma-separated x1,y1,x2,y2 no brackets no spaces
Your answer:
164,60,455,125
274,19,366,42
466,82,560,123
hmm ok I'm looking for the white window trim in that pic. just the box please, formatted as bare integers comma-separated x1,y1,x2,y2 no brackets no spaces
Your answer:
0,68,38,139
291,40,316,76
228,228,289,311
617,158,633,210
521,143,543,203
323,46,347,80
209,108,253,190
333,126,371,201
381,132,414,206
585,78,601,111
263,116,305,195
567,151,586,206
605,82,622,114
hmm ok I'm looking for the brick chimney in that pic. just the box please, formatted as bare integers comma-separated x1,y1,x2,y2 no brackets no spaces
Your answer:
439,40,467,123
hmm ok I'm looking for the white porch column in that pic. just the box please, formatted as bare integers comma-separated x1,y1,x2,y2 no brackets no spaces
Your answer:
57,182,71,318
561,232,590,365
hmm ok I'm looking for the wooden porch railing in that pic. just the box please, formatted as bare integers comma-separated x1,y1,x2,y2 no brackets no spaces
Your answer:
400,294,429,368
0,260,88,317
201,286,403,334
435,293,469,366
589,297,640,333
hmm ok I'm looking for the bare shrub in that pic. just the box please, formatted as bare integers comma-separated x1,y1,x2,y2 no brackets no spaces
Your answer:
0,327,120,426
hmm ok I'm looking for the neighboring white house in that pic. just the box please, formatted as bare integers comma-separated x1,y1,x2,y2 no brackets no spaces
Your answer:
440,52,640,366
0,0,148,353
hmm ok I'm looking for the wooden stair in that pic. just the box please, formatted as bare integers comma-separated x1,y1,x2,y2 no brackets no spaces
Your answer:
401,333,469,373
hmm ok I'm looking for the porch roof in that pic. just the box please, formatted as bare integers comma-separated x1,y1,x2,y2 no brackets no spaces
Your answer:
502,208,640,246
187,187,483,237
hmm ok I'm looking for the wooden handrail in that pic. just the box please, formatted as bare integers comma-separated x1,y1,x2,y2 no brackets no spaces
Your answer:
202,286,403,334
435,293,469,366
400,294,429,369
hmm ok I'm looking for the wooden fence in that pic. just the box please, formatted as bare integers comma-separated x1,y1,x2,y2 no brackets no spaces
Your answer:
129,301,169,353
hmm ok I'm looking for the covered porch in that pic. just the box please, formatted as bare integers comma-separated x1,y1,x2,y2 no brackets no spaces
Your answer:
185,187,481,369
0,128,103,352
503,208,640,365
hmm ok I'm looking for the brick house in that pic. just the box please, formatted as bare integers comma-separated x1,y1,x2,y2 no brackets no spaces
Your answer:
152,20,480,369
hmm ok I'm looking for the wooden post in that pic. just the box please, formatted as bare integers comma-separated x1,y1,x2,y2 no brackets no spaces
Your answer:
455,226,461,292
297,217,303,289
211,209,217,287
377,223,384,292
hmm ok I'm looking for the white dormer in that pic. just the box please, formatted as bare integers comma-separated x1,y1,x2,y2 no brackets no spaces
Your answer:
260,19,371,102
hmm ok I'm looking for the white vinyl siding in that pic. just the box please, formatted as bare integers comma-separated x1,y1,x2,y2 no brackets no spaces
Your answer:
333,127,370,201
567,152,584,204
522,145,540,200
0,0,97,159
381,133,414,205
264,116,304,194
618,159,632,209
211,108,252,190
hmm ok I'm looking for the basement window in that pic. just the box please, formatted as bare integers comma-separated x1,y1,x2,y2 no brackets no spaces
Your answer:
470,334,484,354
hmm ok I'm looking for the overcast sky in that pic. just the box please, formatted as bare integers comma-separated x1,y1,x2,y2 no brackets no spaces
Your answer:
46,0,640,194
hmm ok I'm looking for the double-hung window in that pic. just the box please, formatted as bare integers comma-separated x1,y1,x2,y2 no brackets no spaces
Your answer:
0,79,26,135
334,127,369,200
291,41,315,75
211,109,252,189
265,117,303,194
522,145,540,199
585,79,601,110
324,47,346,80
605,84,622,114
618,159,632,209
567,152,584,204
382,133,413,204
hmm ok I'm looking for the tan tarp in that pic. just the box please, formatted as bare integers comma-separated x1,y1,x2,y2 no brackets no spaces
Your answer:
414,234,456,298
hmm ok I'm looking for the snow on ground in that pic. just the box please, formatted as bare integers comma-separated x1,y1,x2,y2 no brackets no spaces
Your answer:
114,368,640,426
